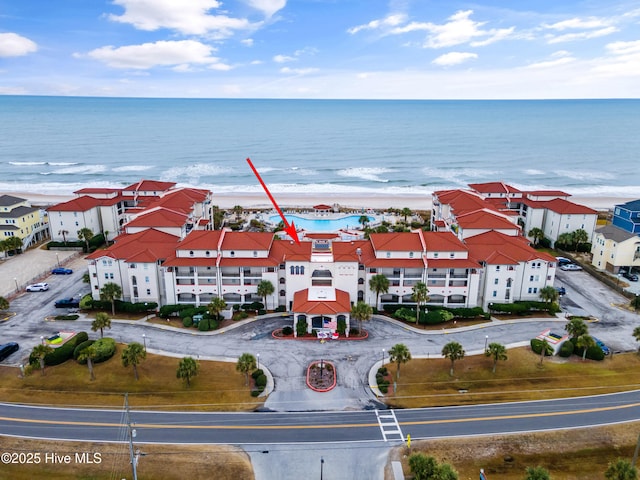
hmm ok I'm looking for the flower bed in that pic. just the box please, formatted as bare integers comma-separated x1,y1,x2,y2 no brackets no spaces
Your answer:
306,360,336,392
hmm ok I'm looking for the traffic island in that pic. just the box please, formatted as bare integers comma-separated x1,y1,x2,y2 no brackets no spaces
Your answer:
306,360,337,392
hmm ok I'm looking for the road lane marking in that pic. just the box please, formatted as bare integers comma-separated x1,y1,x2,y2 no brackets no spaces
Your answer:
1,401,639,431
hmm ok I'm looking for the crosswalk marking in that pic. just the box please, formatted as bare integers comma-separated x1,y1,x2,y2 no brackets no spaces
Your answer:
375,409,404,442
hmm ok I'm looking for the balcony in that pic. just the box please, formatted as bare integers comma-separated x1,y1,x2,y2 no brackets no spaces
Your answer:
221,278,241,286
448,280,468,287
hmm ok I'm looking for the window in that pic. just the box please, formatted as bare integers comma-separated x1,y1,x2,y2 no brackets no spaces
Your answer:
146,289,151,295
230,251,235,257
434,252,439,258
386,252,391,258
279,278,285,284
494,278,499,285
492,291,497,297
449,252,455,258
496,266,501,272
206,251,210,257
290,266,295,275
527,287,532,294
104,273,109,279
145,276,150,283
189,251,194,257
409,252,414,258
253,251,257,257
529,275,534,281
279,289,286,297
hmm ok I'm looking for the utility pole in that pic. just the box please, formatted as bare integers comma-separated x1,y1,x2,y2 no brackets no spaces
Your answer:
125,393,138,480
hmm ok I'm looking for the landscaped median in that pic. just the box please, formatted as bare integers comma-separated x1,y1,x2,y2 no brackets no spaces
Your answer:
306,360,336,392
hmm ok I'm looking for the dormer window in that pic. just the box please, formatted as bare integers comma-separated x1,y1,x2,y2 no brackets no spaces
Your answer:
386,252,391,258
206,251,210,257
189,251,194,257
230,251,235,257
409,252,414,258
253,251,257,257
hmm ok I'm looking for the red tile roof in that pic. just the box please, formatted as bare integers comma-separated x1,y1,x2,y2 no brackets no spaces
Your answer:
370,232,423,252
421,231,468,252
292,288,351,315
541,198,597,215
122,180,176,192
176,230,223,251
221,232,274,251
126,208,188,228
86,229,179,262
456,210,520,231
162,256,217,267
468,182,522,194
269,239,312,262
47,195,102,212
218,257,279,267
465,231,556,264
526,190,570,197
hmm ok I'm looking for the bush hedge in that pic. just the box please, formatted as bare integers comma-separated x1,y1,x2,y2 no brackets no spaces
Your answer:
36,331,89,366
54,314,79,321
530,338,551,356
282,326,293,336
384,303,485,319
90,299,157,314
241,302,264,311
252,369,264,379
76,337,116,364
182,316,193,328
558,341,574,358
73,340,95,360
255,374,267,388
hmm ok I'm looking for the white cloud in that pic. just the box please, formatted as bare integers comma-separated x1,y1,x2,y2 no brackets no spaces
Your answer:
591,40,640,77
544,17,611,31
606,40,640,55
526,57,575,69
80,40,229,70
244,0,286,18
432,51,478,66
0,32,38,57
108,0,253,37
241,38,254,47
347,14,407,35
547,26,618,44
273,54,295,63
279,67,318,75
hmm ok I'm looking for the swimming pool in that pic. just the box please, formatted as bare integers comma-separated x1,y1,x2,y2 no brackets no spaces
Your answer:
268,214,374,232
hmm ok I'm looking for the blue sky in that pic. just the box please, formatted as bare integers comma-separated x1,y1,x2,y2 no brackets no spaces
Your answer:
1,0,639,99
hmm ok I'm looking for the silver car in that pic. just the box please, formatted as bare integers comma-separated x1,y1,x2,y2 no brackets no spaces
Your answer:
26,282,49,292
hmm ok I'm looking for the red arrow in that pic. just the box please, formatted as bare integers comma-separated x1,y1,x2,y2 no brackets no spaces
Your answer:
247,158,300,245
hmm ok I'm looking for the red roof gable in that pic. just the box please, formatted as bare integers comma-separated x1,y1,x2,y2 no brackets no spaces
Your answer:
421,231,468,252
123,180,176,192
292,289,351,315
468,182,522,194
221,232,274,251
370,232,423,252
176,230,223,251
541,198,597,215
465,231,556,264
456,210,520,230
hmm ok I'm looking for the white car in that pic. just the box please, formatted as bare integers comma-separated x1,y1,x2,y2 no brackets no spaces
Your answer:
560,263,582,271
26,282,49,292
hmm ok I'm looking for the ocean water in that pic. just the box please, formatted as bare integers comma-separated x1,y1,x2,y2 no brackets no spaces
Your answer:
1,96,639,198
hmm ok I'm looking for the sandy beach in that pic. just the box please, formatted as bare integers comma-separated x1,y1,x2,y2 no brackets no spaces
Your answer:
1,190,634,212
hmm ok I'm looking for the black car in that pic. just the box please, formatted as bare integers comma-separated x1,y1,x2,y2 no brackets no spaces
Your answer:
0,342,19,361
622,270,639,282
54,297,80,308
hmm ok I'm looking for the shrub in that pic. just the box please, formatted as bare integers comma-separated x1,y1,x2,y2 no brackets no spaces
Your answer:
255,374,267,387
250,390,261,397
377,366,388,375
419,310,451,325
54,314,79,321
379,384,388,394
585,345,605,361
73,340,95,360
233,311,249,321
77,337,116,364
274,305,286,312
258,309,267,315
558,341,574,357
282,326,293,336
198,318,211,331
41,342,76,366
159,304,189,318
530,338,551,356
296,318,308,336
393,307,417,323
79,294,93,310
252,369,264,379
182,316,193,328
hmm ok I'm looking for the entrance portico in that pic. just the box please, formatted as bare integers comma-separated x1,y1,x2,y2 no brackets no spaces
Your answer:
292,287,351,337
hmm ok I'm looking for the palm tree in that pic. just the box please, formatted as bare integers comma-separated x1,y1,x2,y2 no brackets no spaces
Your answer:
401,207,412,223
92,312,111,338
4,236,22,255
528,227,545,246
58,229,69,245
573,228,589,250
524,466,551,480
411,281,429,320
121,342,146,380
207,296,227,321
538,338,553,365
0,296,9,311
82,272,91,284
576,333,596,361
103,230,110,245
388,343,411,380
442,341,465,376
77,227,94,252
369,274,389,309
350,301,373,335
633,326,640,353
100,282,122,315
564,317,588,339
556,231,575,250
77,345,98,381
233,205,243,220
605,458,638,480
236,353,257,386
539,286,559,306
256,280,274,310
177,356,199,387
31,344,53,376
485,342,508,373
358,215,370,228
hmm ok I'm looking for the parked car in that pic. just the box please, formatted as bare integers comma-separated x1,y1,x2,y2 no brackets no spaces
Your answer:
592,337,611,355
52,267,73,275
0,342,19,361
556,286,566,296
560,263,583,271
555,257,572,266
622,270,639,281
26,282,49,292
54,297,80,308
